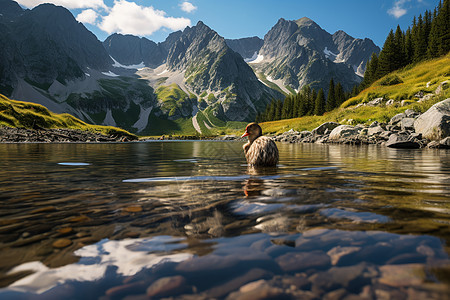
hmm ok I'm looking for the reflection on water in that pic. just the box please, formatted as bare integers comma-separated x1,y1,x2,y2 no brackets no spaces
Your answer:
0,142,449,299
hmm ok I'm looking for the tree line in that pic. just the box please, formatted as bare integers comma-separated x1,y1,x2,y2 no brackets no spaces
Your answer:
361,0,449,89
255,79,347,123
256,0,449,123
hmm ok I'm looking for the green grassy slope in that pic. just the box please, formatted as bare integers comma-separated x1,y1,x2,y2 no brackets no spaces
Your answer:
259,54,450,134
0,94,136,139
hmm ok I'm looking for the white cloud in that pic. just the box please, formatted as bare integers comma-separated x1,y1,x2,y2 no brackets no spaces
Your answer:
15,0,107,10
76,9,99,25
388,0,410,19
180,1,197,13
99,0,191,36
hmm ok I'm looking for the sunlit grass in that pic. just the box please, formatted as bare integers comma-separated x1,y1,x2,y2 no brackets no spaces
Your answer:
0,94,136,138
259,53,450,134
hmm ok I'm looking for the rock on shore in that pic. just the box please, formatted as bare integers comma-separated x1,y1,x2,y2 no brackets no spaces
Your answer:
273,98,450,149
0,127,138,143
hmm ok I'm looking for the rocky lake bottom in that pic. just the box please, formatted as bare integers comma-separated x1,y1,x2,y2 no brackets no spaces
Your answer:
0,141,449,299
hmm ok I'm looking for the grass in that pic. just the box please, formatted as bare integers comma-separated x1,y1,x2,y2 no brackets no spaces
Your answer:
342,53,450,107
0,93,137,139
259,53,450,135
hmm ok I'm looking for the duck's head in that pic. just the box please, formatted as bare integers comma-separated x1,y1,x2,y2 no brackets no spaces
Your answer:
241,122,262,142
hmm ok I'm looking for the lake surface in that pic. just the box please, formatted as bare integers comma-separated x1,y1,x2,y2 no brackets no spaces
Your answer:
0,141,449,299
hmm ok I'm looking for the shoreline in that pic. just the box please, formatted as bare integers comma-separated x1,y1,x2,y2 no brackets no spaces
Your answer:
0,127,138,143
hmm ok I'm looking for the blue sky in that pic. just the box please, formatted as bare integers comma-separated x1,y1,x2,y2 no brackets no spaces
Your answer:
16,0,440,47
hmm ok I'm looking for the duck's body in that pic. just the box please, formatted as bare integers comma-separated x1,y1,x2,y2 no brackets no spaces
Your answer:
242,123,279,167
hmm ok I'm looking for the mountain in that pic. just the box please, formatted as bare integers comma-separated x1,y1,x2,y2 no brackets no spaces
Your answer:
103,33,166,68
164,21,280,121
247,17,380,93
0,2,112,89
0,0,380,135
226,37,264,61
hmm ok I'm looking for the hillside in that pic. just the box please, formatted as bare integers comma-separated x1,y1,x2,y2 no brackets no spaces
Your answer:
0,93,136,139
258,53,450,134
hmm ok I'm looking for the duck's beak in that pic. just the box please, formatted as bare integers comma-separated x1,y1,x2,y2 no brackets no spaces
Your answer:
241,131,249,138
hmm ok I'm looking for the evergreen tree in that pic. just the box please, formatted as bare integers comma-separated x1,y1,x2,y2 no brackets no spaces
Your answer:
334,82,345,107
362,52,379,87
404,27,414,63
427,8,440,58
377,29,397,77
413,14,427,62
275,100,282,120
394,25,405,69
309,89,317,115
437,0,450,56
326,78,336,111
314,88,325,116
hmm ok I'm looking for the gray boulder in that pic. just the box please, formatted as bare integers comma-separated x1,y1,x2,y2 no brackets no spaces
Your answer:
414,98,450,140
435,81,449,95
311,122,340,136
401,118,415,131
386,134,420,149
389,113,406,125
368,126,385,136
440,137,450,149
329,125,361,141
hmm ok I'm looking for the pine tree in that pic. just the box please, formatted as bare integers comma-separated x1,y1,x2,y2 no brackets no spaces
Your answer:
326,78,336,111
404,27,414,63
427,8,440,58
334,82,345,107
314,88,325,116
437,0,450,56
413,14,427,62
362,52,379,87
275,100,282,120
393,25,405,69
378,29,397,77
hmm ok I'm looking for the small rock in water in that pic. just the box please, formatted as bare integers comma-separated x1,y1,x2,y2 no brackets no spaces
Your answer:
52,238,72,249
327,246,361,265
146,275,188,298
378,264,425,287
276,251,331,272
124,205,143,213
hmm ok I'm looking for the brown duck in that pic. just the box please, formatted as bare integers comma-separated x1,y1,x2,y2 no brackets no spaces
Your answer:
241,123,279,167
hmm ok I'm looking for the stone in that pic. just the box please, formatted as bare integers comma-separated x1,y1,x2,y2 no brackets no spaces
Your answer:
367,97,384,106
146,275,187,298
369,121,379,127
439,137,450,148
404,109,419,118
435,80,449,95
386,99,395,106
311,122,340,136
327,246,361,265
226,280,286,300
378,264,425,287
367,126,385,136
401,118,415,131
124,205,143,213
329,125,361,141
386,134,420,149
276,251,331,272
414,98,450,140
52,238,72,248
206,268,273,298
389,113,406,125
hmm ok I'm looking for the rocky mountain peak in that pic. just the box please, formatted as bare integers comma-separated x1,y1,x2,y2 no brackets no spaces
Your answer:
0,0,23,18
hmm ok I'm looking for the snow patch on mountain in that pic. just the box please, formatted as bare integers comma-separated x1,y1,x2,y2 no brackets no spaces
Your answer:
102,71,120,77
247,54,264,64
323,47,338,59
111,56,145,70
244,52,258,62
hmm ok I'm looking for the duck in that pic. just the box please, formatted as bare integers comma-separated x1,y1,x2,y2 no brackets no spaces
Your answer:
241,122,279,167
